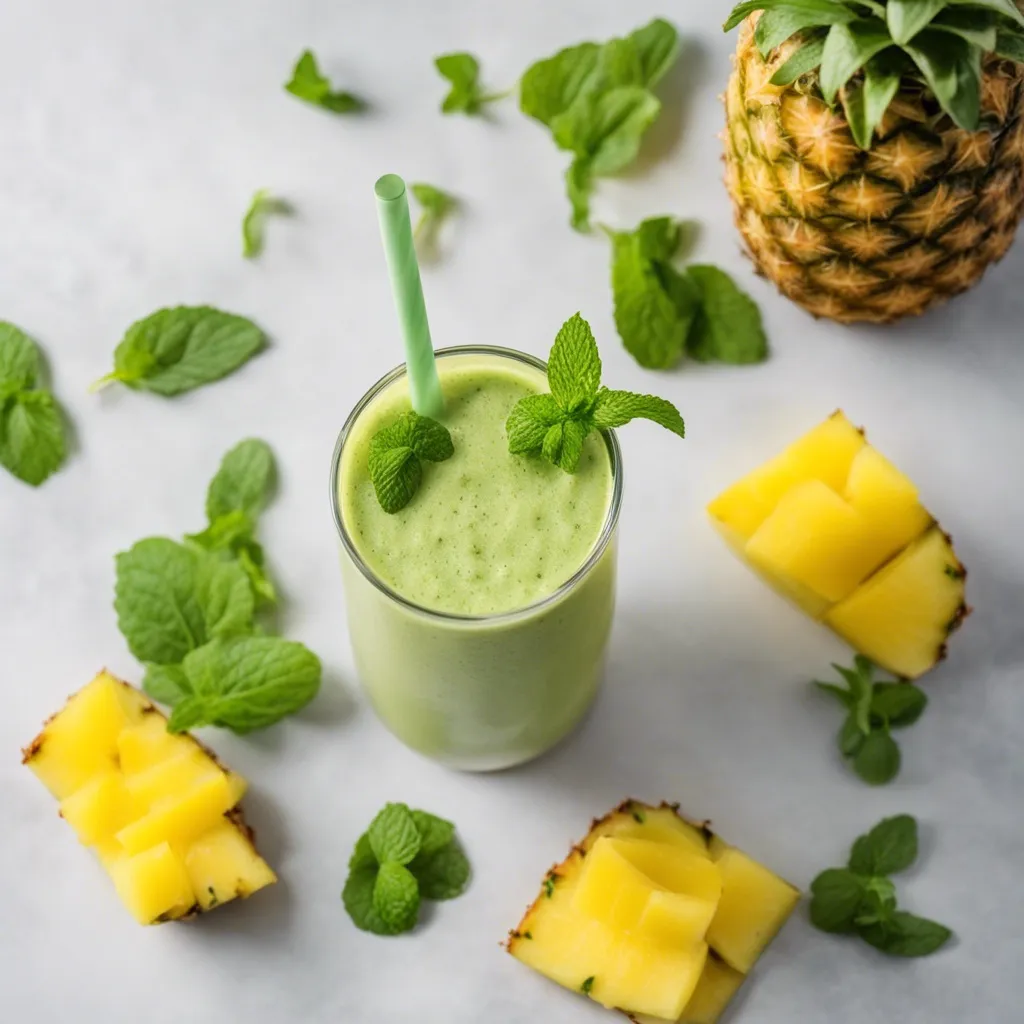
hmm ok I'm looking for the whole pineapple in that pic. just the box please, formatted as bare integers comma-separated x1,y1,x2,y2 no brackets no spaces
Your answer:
723,1,1024,324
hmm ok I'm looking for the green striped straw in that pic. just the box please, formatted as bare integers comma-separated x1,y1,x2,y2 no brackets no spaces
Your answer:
374,173,444,419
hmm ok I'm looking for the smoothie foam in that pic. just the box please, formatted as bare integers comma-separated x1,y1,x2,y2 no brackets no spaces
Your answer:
339,352,613,616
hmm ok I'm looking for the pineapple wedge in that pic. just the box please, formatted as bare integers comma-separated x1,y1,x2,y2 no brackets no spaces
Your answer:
508,801,799,1023
23,671,276,924
708,412,967,678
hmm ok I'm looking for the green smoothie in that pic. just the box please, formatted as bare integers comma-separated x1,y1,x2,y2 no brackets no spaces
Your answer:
332,348,622,771
340,354,613,615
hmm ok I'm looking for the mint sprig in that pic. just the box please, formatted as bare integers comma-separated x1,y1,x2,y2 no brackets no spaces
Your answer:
242,189,292,259
810,816,952,957
814,656,928,785
519,19,680,230
607,216,768,370
285,50,363,113
506,312,684,474
410,183,457,249
0,323,68,487
435,53,509,115
343,803,470,936
91,306,266,397
114,440,320,732
368,411,454,514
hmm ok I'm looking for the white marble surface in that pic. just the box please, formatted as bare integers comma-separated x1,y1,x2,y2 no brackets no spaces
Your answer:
3,1,1023,1021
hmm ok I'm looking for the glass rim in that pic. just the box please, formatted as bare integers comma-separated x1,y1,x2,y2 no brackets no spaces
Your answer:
328,344,624,625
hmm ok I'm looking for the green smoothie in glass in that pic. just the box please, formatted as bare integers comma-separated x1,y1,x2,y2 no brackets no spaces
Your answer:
331,347,622,771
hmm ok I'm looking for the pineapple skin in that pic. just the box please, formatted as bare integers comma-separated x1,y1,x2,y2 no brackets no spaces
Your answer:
22,671,276,924
724,16,1024,324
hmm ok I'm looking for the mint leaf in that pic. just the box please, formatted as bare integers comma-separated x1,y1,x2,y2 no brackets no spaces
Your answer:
412,810,455,855
855,877,898,925
813,681,855,710
206,439,275,521
591,389,685,437
607,217,699,370
115,538,212,665
242,189,292,259
410,183,457,247
629,18,680,86
547,312,602,412
545,417,590,473
809,868,866,934
849,815,918,876
373,862,420,934
0,322,40,390
194,555,255,641
686,265,768,364
96,306,265,397
349,832,376,871
871,683,928,728
0,391,66,486
838,714,867,757
506,394,565,454
187,509,255,553
520,42,601,127
285,50,363,113
343,865,391,934
853,729,901,785
142,663,192,705
368,803,422,866
236,543,277,605
409,841,471,901
858,912,952,957
367,412,454,514
166,635,320,733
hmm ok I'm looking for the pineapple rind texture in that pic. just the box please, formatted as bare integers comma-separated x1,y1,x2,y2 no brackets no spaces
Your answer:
23,671,276,924
725,19,1024,324
507,800,799,1023
708,412,965,678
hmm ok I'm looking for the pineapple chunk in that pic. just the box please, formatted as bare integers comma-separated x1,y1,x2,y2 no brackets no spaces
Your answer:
59,773,142,847
573,838,720,941
844,447,932,558
185,816,277,910
746,480,876,605
825,527,967,678
108,842,196,924
508,801,799,1022
117,714,196,773
639,890,718,948
116,773,235,855
708,412,864,542
705,847,801,974
708,412,966,676
632,954,745,1024
23,671,276,924
24,672,147,798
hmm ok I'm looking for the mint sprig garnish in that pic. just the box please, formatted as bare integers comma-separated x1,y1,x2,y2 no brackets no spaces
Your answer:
285,50,363,113
0,323,67,487
91,306,266,396
506,312,684,474
242,189,292,259
435,53,509,115
519,19,679,230
607,216,768,370
343,803,470,936
814,656,928,785
368,411,454,514
114,440,320,733
810,816,952,958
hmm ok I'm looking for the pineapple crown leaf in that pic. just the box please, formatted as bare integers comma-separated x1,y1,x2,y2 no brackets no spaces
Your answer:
724,0,1024,148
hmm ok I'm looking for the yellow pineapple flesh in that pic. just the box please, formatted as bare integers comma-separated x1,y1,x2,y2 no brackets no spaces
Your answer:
507,801,799,1023
724,16,1024,324
708,412,964,678
23,671,276,924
